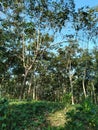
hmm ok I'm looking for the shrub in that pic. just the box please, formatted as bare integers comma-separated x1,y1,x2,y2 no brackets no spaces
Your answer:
65,98,98,130
0,98,9,130
62,93,71,104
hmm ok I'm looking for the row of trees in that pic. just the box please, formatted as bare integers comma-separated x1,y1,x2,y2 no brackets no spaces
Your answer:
0,0,98,104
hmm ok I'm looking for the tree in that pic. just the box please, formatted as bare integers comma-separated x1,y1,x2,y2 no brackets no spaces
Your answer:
0,0,73,99
0,0,98,104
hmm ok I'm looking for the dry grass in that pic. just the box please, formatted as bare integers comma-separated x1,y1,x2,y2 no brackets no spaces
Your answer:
47,108,66,127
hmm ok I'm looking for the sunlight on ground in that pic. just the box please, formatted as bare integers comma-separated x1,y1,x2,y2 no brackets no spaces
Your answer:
47,108,66,127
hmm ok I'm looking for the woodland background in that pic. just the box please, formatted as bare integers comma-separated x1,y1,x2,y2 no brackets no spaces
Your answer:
0,0,98,129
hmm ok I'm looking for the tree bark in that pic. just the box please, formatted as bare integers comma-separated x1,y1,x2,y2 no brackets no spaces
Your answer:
82,70,87,98
91,82,96,104
69,75,74,105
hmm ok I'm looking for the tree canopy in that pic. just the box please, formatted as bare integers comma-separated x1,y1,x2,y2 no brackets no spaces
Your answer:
0,0,98,104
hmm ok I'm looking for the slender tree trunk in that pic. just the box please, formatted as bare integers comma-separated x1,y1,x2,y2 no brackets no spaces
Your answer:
91,82,96,104
20,29,41,99
32,28,40,100
82,79,87,98
33,87,36,100
20,65,33,99
69,75,74,105
68,58,74,105
82,70,87,98
28,85,32,98
31,67,38,100
19,33,26,99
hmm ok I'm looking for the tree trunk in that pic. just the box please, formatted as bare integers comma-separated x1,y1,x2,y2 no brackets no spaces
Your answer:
82,79,87,98
20,65,33,99
91,82,96,104
82,70,87,98
68,58,74,105
69,75,74,105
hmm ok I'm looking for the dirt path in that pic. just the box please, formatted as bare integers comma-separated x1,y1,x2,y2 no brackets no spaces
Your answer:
47,108,66,127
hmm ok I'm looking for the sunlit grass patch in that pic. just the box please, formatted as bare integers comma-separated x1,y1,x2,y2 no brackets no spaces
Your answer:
47,108,66,127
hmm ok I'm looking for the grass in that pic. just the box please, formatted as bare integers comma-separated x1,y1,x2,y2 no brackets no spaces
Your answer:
1,98,98,130
7,100,66,130
47,109,66,127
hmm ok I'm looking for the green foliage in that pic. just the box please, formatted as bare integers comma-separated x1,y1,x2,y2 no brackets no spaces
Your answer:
45,126,64,130
0,98,9,130
0,0,98,103
1,98,98,130
62,93,71,104
0,100,65,130
65,98,98,130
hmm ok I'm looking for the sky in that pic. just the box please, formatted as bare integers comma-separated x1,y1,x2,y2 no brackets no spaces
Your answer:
74,0,98,49
0,0,98,19
0,0,98,49
74,0,98,9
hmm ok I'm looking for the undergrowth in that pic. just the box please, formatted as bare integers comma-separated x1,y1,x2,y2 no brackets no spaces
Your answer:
0,98,98,130
65,98,98,130
0,98,65,130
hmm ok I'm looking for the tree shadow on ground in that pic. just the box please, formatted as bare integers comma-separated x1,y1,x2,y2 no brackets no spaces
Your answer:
8,100,66,130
